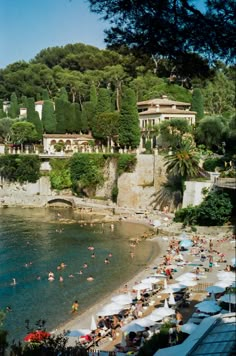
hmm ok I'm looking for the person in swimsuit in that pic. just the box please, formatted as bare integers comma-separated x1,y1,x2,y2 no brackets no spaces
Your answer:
71,300,79,313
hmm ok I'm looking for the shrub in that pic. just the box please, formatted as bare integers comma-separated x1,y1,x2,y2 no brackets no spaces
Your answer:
174,191,233,226
111,185,118,203
49,159,72,190
118,154,137,176
0,155,40,183
70,153,106,196
203,158,224,171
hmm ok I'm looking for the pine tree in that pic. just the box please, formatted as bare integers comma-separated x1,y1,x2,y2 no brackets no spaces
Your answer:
55,98,66,134
191,88,204,121
119,88,140,148
8,93,19,118
42,100,57,133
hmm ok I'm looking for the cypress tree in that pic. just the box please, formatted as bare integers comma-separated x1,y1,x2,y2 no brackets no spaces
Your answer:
65,101,75,133
82,101,95,131
55,98,66,134
72,103,83,133
42,89,50,100
96,88,111,115
59,87,68,101
90,82,97,106
119,87,140,148
27,98,43,140
8,93,19,118
42,100,57,133
191,88,204,121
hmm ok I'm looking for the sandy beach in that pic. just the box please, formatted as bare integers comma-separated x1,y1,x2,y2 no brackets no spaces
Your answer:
51,211,235,352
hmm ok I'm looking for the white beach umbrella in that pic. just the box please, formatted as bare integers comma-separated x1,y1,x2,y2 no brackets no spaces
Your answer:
135,316,156,327
162,283,186,294
90,315,97,331
121,321,145,333
164,278,168,289
148,312,163,322
176,272,198,282
111,293,133,305
195,300,221,314
141,277,160,284
97,302,123,316
206,285,225,294
214,280,233,288
133,282,152,290
180,280,198,287
152,304,175,317
231,257,236,267
219,294,236,304
217,271,235,281
67,329,91,337
169,292,176,306
180,323,198,334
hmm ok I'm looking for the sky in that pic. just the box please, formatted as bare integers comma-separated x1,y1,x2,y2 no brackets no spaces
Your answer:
0,0,206,70
0,0,107,69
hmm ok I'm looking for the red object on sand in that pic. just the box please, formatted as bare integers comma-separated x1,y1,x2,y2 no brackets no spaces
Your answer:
24,330,51,342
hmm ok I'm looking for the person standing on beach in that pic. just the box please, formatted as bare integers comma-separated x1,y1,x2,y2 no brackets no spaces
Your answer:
71,300,79,313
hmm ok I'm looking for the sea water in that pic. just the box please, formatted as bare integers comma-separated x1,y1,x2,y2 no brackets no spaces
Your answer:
0,207,159,343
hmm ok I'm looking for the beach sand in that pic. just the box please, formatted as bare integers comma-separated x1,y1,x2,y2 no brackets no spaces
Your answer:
52,212,235,351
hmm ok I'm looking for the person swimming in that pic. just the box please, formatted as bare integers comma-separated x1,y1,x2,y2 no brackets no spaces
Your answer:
87,276,94,281
104,258,110,264
10,278,16,285
83,263,88,268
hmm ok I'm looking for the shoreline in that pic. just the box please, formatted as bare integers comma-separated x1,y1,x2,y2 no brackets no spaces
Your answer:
53,234,169,339
51,213,235,350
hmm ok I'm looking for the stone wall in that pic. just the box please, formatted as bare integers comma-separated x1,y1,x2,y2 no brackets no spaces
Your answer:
117,154,166,210
182,181,213,208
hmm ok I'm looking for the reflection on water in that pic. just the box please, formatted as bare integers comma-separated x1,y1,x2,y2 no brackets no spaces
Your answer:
0,208,159,342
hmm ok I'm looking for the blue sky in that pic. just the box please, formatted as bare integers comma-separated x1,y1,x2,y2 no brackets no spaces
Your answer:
0,0,206,70
0,0,107,69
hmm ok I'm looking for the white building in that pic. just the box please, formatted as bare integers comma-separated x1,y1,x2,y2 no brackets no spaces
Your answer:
138,95,196,149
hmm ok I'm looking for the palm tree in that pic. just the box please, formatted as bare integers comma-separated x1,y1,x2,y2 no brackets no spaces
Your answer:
164,142,201,180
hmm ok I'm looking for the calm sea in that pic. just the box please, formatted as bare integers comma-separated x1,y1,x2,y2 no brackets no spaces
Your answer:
0,207,159,343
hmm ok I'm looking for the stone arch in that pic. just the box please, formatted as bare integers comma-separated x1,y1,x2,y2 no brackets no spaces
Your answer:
47,198,75,208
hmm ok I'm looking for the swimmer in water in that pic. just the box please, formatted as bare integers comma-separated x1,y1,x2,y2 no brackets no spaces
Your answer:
87,276,94,281
108,253,113,258
59,276,64,282
83,263,88,268
10,278,16,285
104,258,110,264
91,253,95,258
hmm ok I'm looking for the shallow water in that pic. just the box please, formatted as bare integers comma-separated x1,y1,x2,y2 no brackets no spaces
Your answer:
0,208,159,343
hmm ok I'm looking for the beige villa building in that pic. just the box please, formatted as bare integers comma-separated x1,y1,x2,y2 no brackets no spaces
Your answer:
138,95,196,149
42,133,94,154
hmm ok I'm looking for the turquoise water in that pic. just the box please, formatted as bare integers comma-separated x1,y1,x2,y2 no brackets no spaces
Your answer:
0,208,158,343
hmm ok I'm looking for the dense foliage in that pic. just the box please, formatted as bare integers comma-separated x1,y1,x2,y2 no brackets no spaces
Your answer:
117,154,137,176
174,191,233,226
49,159,72,190
0,155,40,183
70,153,106,196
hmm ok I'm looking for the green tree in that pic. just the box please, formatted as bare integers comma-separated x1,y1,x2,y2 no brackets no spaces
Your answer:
191,88,204,121
55,98,66,134
8,93,19,118
72,102,83,133
203,72,235,115
89,1,235,65
158,118,192,149
0,118,14,143
42,89,50,100
93,111,120,145
96,88,111,115
196,115,229,150
26,98,43,139
164,142,201,181
11,121,38,146
119,87,140,148
41,100,57,133
59,87,68,101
